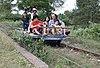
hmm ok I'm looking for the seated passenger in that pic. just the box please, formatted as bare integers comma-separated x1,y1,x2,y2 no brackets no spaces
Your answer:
30,15,43,35
43,16,50,35
52,19,62,35
27,8,38,33
48,13,70,35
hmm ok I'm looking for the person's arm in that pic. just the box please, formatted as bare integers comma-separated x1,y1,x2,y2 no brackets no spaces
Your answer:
31,25,37,28
60,21,66,35
43,21,47,25
30,22,37,28
22,16,24,22
31,13,33,20
38,21,43,27
61,21,65,28
48,20,51,27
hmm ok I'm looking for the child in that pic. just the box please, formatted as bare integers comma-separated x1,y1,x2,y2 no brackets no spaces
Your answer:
22,12,29,31
52,19,62,35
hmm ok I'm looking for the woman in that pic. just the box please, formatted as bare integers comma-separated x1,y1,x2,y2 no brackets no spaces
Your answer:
43,16,50,35
48,13,68,35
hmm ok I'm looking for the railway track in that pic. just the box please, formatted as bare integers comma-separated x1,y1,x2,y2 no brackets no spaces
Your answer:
61,41,100,57
14,28,100,57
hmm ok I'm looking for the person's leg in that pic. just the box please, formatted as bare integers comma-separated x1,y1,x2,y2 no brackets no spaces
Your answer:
62,29,66,35
27,22,31,33
56,29,61,35
62,29,70,35
46,28,50,34
39,28,43,34
51,28,55,34
30,28,33,33
43,27,47,34
22,22,25,31
52,28,57,35
25,22,29,31
24,23,27,31
34,29,41,35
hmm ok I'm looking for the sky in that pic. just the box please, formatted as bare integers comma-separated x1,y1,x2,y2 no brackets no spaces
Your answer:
54,0,76,14
11,0,76,14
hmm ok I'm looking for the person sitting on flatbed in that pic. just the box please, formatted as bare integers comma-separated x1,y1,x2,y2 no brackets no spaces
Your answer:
52,19,62,35
30,15,43,35
27,8,38,33
48,13,70,35
43,16,50,35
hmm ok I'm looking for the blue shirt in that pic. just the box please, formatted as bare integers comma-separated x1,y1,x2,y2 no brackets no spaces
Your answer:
48,20,54,27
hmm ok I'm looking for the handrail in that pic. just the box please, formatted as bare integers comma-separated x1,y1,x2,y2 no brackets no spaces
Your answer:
41,26,72,29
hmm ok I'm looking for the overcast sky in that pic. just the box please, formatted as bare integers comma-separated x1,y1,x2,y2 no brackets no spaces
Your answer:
54,0,76,14
11,0,76,14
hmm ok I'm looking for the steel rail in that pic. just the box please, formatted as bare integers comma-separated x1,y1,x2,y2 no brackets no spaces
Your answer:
61,41,100,57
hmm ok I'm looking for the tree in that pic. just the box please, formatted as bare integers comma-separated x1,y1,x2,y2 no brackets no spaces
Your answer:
75,0,100,24
18,0,64,15
58,11,73,25
0,0,11,11
18,0,54,15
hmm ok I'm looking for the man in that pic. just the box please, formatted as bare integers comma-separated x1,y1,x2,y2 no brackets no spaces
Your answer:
30,15,43,35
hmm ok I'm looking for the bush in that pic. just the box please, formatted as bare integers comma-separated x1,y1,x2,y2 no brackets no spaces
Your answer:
0,11,22,21
2,13,22,21
74,23,100,40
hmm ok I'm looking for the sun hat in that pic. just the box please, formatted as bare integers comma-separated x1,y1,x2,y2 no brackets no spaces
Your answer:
32,8,37,11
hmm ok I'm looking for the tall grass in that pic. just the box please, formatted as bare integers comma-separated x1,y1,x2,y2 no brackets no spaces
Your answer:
71,23,100,41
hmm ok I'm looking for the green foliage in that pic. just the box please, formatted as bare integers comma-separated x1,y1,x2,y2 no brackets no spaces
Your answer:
58,11,73,25
1,13,22,21
73,23,100,40
18,0,54,15
2,20,98,68
58,0,100,27
75,0,100,23
0,11,21,21
0,0,11,11
0,0,22,21
38,10,47,20
16,35,48,61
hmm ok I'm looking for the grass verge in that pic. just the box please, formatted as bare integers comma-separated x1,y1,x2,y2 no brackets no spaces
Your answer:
0,30,34,68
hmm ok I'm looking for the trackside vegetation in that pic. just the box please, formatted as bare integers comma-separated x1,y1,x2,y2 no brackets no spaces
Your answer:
0,20,100,68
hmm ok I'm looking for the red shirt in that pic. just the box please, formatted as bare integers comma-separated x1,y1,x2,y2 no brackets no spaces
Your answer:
31,20,43,30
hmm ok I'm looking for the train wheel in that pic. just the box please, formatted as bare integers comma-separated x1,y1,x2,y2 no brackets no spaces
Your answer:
44,40,61,47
